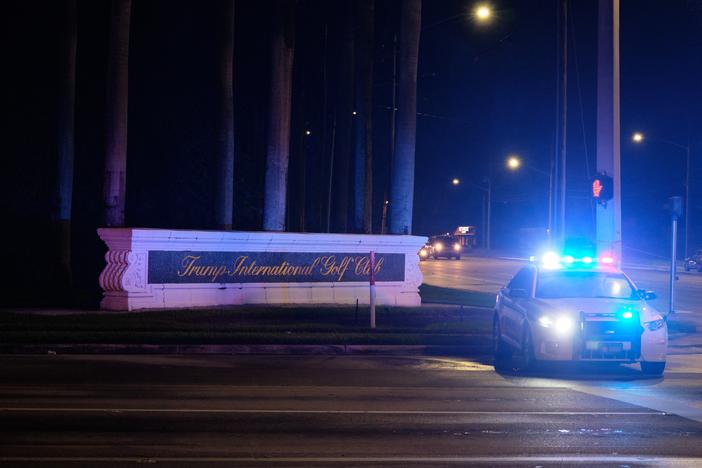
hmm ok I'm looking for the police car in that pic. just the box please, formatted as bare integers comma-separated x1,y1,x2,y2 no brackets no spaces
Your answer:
493,252,668,375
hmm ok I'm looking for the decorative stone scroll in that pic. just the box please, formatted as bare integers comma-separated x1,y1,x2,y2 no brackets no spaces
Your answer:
97,229,427,311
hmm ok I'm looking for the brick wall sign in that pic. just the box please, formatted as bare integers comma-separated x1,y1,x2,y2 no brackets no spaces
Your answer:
148,251,405,284
98,229,426,311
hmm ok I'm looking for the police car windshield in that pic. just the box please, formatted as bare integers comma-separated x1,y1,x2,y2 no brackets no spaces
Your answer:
536,271,636,300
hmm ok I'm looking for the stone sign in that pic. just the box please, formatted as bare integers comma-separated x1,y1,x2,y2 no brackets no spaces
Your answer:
98,229,426,311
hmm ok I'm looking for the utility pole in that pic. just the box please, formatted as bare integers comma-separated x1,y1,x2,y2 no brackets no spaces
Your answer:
595,0,622,263
559,0,568,243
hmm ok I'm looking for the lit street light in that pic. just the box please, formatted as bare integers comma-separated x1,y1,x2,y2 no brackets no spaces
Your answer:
451,176,491,250
507,155,554,245
506,156,521,170
631,131,691,259
473,4,492,22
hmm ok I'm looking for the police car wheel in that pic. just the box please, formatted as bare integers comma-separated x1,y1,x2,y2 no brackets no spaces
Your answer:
641,361,666,376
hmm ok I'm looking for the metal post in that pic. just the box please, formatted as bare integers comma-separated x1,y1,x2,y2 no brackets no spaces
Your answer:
486,178,492,251
685,144,690,259
559,0,568,243
547,166,554,246
670,215,678,315
369,251,376,329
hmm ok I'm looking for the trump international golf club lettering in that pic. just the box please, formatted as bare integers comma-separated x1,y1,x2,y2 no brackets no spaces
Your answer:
147,251,405,284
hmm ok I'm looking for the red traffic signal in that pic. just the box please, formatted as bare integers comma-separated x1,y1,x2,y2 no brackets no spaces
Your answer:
592,173,613,202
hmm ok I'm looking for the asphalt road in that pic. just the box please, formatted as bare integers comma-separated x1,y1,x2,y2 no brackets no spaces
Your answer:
2,354,702,466
420,256,702,316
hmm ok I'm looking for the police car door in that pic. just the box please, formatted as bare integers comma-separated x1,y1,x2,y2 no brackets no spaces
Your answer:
502,267,535,343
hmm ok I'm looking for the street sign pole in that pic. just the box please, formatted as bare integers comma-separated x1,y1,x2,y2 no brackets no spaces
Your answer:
669,196,683,315
670,215,677,315
369,251,376,329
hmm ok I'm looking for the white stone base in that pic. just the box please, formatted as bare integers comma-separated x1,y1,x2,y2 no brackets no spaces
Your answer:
98,229,426,311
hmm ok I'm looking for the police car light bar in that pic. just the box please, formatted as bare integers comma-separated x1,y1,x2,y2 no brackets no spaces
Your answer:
529,252,616,268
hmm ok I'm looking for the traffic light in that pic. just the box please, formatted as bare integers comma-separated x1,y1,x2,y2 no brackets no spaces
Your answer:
592,173,613,204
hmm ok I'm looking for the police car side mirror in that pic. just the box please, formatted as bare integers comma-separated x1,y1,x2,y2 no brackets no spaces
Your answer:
638,289,656,301
510,288,529,299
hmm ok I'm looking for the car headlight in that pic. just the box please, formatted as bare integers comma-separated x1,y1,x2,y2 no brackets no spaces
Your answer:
555,316,573,334
645,318,665,331
419,249,428,257
435,243,443,251
453,243,461,251
538,315,574,335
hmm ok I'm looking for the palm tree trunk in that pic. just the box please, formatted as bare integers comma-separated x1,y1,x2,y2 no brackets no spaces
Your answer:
263,0,295,231
103,0,131,227
389,0,421,235
51,0,77,296
215,0,235,230
353,0,375,234
330,0,354,233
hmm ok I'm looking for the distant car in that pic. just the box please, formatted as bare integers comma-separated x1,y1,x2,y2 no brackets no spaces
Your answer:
493,253,668,376
428,235,461,260
684,250,702,272
418,243,433,261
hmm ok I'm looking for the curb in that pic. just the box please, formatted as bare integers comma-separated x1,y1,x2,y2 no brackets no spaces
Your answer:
0,343,493,356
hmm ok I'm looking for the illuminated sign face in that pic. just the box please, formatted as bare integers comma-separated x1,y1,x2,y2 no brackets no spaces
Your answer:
592,179,603,198
148,251,405,284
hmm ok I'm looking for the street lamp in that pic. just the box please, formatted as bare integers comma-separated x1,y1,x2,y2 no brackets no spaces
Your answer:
507,156,554,245
631,131,691,259
506,156,521,170
451,176,491,250
473,4,493,22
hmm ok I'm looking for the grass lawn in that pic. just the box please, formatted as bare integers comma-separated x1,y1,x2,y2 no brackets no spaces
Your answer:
420,284,496,308
0,303,493,346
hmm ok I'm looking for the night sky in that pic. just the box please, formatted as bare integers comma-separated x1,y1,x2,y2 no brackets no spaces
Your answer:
2,0,701,304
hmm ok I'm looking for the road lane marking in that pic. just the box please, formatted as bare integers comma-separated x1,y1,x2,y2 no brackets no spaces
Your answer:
0,407,666,416
2,456,702,465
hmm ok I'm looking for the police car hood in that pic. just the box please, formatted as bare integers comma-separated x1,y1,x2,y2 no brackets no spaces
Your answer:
531,297,662,322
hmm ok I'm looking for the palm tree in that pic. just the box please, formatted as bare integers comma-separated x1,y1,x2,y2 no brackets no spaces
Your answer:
263,0,296,231
389,0,421,235
103,0,132,227
353,0,375,234
330,0,354,233
215,0,235,230
51,0,77,292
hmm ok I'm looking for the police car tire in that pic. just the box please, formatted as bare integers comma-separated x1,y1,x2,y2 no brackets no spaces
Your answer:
641,361,666,376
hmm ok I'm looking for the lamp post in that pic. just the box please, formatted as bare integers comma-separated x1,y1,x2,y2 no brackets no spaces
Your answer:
506,155,554,245
451,177,491,250
631,132,691,259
